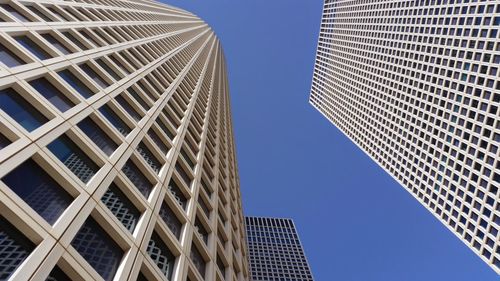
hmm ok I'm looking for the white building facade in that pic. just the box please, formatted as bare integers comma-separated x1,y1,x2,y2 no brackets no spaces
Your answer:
310,0,500,273
0,1,249,280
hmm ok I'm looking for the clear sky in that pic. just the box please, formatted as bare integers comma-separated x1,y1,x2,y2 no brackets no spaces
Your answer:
163,1,498,280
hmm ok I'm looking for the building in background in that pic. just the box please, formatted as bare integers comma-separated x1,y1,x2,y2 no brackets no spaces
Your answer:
0,1,248,280
310,0,500,273
245,217,314,281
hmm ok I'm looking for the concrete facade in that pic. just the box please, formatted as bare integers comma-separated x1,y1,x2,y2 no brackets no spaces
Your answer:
0,1,248,280
310,0,500,273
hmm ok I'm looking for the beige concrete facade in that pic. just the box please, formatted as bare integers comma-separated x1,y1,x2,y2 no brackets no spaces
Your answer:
0,1,248,281
310,0,500,274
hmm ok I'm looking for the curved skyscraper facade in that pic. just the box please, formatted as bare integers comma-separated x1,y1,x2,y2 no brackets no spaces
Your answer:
0,1,248,280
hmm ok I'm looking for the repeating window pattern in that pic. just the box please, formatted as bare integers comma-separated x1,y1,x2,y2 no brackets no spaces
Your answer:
310,0,500,273
0,1,248,281
246,217,314,281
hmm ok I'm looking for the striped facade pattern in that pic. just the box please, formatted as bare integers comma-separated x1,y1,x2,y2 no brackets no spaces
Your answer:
0,0,248,280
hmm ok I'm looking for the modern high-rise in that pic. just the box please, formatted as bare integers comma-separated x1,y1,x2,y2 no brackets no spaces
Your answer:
310,0,500,273
245,217,314,281
0,1,249,280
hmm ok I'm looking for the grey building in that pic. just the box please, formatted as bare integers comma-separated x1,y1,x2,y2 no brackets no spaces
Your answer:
245,217,314,281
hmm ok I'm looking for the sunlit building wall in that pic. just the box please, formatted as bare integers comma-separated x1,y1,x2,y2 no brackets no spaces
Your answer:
0,1,248,280
310,0,500,273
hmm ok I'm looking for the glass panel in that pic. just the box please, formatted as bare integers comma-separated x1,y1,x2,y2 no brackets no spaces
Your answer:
147,232,175,280
194,218,208,245
2,159,73,224
14,36,51,60
98,104,130,136
175,162,191,188
46,266,70,281
61,32,87,50
79,63,109,88
0,216,34,281
115,94,141,121
167,180,187,210
77,117,117,155
47,135,99,183
29,77,74,112
0,88,48,131
136,142,161,173
0,133,11,149
96,58,120,80
121,160,153,198
190,245,206,278
0,42,25,67
42,34,71,55
101,183,140,232
147,129,168,155
26,6,51,22
0,4,29,22
127,87,150,111
58,69,95,98
71,218,123,281
158,202,182,239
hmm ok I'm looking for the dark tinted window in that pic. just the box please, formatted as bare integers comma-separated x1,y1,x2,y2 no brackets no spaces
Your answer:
2,159,73,224
0,43,25,67
47,135,99,183
71,218,123,281
0,88,47,131
77,117,117,155
15,36,51,60
0,216,35,280
42,33,71,54
58,69,95,98
29,77,74,112
98,104,130,136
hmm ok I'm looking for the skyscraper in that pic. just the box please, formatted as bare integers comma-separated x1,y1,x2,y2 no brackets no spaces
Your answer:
310,0,500,273
0,1,249,280
245,217,314,281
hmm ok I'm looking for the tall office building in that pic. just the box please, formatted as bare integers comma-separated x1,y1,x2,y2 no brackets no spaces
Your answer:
310,0,500,273
0,1,249,280
245,217,314,281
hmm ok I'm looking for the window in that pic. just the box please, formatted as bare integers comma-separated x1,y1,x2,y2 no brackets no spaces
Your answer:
0,133,11,149
0,87,48,131
58,69,95,98
14,36,52,60
0,4,30,22
158,202,182,239
79,63,109,88
98,104,131,136
0,216,35,281
25,5,51,22
101,183,140,232
121,160,153,198
2,159,73,224
96,58,121,80
42,33,71,55
46,266,70,281
47,134,99,183
77,117,118,155
71,218,123,281
147,232,176,280
190,245,206,278
0,42,25,67
167,179,187,210
136,142,162,173
29,77,74,112
61,31,88,50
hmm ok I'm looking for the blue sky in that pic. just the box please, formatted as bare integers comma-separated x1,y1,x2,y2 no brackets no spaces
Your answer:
163,1,497,280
